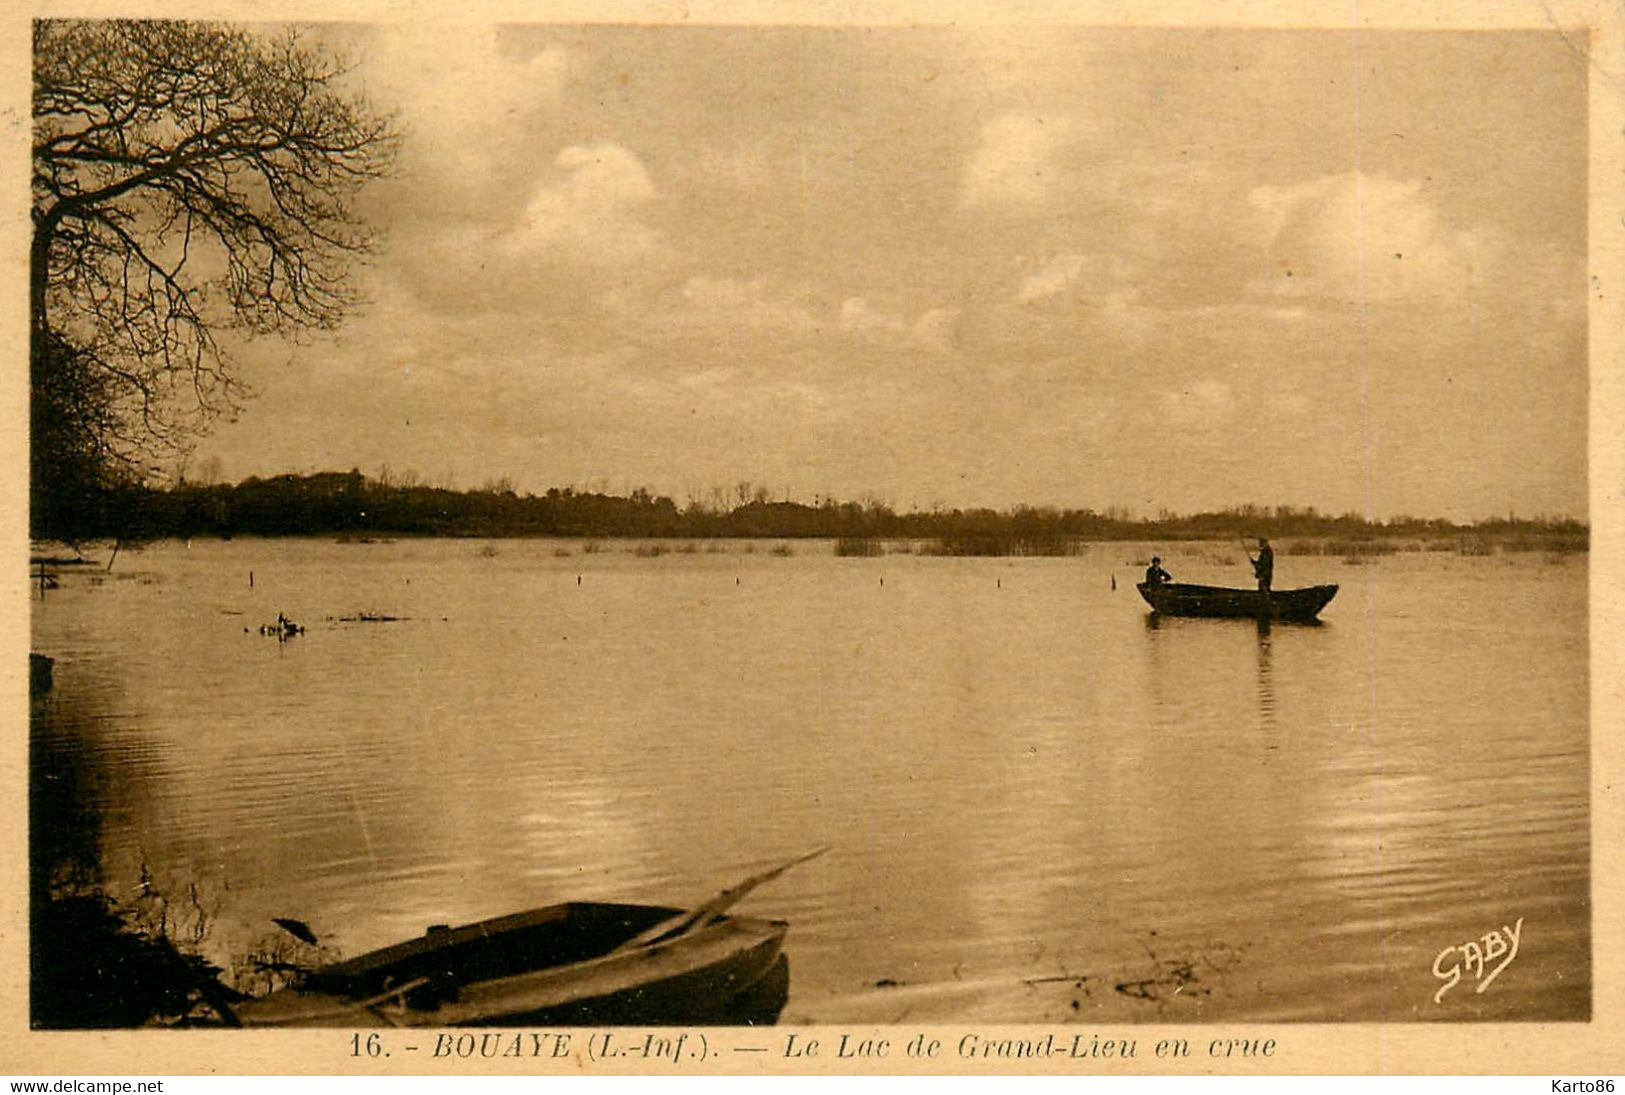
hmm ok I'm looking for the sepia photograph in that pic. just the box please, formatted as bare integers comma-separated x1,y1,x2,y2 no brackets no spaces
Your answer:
8,0,1623,1078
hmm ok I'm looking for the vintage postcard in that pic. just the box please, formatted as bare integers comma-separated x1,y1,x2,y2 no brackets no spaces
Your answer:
3,0,1622,1079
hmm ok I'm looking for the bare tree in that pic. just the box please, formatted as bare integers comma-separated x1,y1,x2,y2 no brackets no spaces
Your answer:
31,19,398,516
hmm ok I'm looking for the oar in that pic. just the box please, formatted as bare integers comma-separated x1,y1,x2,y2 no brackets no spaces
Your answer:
610,845,830,955
250,976,434,1028
356,976,432,1017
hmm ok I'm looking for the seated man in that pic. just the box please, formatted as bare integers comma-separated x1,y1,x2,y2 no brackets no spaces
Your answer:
1144,556,1172,586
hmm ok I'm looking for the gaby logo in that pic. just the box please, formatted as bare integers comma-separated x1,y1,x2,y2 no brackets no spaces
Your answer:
1433,917,1523,1004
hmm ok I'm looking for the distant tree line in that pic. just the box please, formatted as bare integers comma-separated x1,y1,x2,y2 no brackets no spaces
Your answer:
33,470,1589,548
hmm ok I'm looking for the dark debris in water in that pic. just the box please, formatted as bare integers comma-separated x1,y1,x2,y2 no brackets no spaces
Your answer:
1114,938,1247,1004
272,917,318,945
31,555,98,567
248,614,305,638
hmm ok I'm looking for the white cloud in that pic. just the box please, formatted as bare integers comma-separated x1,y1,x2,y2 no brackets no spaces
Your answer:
911,308,959,353
369,26,569,185
554,144,657,207
960,114,1069,208
838,296,888,333
507,142,664,265
839,297,957,353
385,141,670,324
1247,171,1498,303
1018,253,1087,303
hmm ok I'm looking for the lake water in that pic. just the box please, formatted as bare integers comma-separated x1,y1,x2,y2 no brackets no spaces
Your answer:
29,538,1589,1023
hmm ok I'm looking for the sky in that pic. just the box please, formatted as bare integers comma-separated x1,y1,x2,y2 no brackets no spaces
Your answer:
191,23,1589,521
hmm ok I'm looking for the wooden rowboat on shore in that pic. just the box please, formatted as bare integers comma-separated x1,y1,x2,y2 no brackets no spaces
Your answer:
232,847,824,1027
1136,581,1338,622
233,901,790,1027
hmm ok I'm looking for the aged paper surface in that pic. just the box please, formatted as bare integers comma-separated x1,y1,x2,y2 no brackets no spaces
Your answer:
3,0,1622,1078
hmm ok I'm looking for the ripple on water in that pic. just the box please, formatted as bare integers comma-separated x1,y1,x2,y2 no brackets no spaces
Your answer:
29,540,1590,1021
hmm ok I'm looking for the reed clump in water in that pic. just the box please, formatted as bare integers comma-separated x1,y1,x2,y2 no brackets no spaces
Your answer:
924,535,1086,557
1282,538,1401,557
1500,530,1588,554
834,537,884,557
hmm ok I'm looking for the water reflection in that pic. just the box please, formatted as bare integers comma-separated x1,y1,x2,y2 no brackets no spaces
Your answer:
30,540,1590,1023
30,666,168,898
31,700,94,892
1255,625,1276,734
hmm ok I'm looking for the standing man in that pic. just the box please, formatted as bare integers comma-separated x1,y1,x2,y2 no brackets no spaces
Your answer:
1251,537,1274,594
